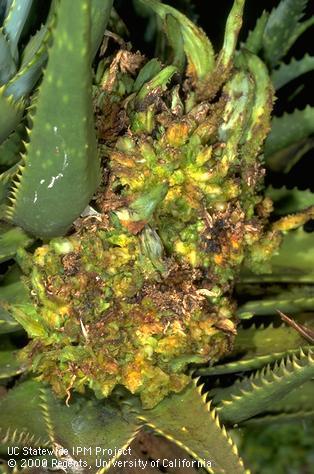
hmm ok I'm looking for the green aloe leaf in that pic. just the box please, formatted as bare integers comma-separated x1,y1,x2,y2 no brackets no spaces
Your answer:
198,323,312,375
265,107,314,170
2,0,34,62
271,54,314,90
238,52,274,162
247,229,314,283
215,0,245,76
262,0,312,66
138,0,215,80
266,186,314,215
0,124,24,167
137,381,247,474
0,89,24,144
0,349,24,378
242,11,269,55
0,222,33,263
237,293,314,317
0,379,139,469
0,28,16,84
5,0,100,238
90,0,113,59
132,58,162,92
0,162,19,202
215,348,314,425
242,409,314,426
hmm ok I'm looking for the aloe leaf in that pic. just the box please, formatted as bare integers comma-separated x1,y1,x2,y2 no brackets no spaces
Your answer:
19,24,49,68
270,380,314,415
0,379,140,468
5,0,100,238
2,0,34,62
215,348,314,425
0,222,33,263
268,229,314,281
242,409,314,426
216,0,245,76
198,323,312,375
262,0,310,66
137,381,247,474
132,58,162,92
237,294,314,317
0,310,20,334
0,380,51,447
90,0,113,59
218,69,254,163
242,11,269,55
265,107,314,163
0,349,24,378
271,54,314,90
238,52,274,162
0,162,19,202
0,270,29,335
4,20,53,102
266,186,314,215
0,28,16,84
4,48,48,101
0,88,24,144
0,124,24,167
164,13,185,71
266,138,314,173
138,0,215,80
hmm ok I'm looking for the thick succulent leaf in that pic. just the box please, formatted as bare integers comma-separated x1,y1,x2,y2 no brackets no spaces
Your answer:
241,409,314,426
271,54,314,90
269,229,314,280
0,380,51,447
0,28,16,84
242,11,269,55
238,52,274,162
237,380,314,425
198,323,312,375
217,69,254,165
241,229,314,283
266,186,314,215
0,266,29,334
266,138,314,173
132,58,162,92
0,222,33,263
0,124,24,167
137,381,248,474
90,0,113,59
0,310,20,334
0,379,139,470
0,349,24,378
163,14,185,70
19,24,49,69
237,292,314,317
262,0,311,66
215,0,245,76
138,0,215,80
0,162,19,202
0,87,24,144
270,380,314,414
4,25,51,102
215,348,314,425
6,0,100,238
2,0,34,62
265,107,314,165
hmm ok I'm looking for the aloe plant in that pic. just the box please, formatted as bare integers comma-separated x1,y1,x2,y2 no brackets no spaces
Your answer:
0,0,313,472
